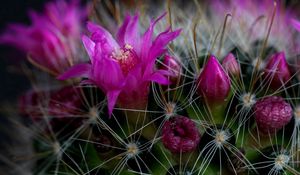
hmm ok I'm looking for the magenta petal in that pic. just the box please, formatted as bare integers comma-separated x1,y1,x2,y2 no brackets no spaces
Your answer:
148,28,181,62
107,90,121,117
116,14,131,46
140,12,167,59
143,29,181,76
291,18,300,32
148,71,171,85
57,63,91,80
92,57,125,93
142,30,181,79
124,14,140,50
82,35,95,62
118,72,149,109
87,22,119,51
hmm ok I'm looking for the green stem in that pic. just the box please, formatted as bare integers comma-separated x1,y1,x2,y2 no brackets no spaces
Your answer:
209,91,233,125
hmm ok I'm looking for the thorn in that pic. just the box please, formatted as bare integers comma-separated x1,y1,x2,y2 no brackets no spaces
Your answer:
218,13,232,58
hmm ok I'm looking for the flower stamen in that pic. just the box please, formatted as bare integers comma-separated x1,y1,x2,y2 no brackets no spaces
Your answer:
111,44,138,75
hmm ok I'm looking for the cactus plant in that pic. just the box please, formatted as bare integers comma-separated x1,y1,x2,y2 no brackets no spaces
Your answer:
2,0,300,174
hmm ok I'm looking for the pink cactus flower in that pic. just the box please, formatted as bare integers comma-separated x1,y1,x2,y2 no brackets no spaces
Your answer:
58,13,181,115
0,0,87,75
197,55,231,104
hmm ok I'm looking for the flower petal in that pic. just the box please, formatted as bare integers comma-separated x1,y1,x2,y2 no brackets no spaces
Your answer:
140,12,167,59
82,35,95,63
148,71,170,85
148,28,181,62
124,14,140,50
116,14,131,45
92,57,125,91
87,22,119,52
57,63,91,80
291,18,300,32
143,28,181,77
107,90,121,117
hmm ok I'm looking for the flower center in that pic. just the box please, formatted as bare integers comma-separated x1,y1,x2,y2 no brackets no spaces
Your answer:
111,44,138,75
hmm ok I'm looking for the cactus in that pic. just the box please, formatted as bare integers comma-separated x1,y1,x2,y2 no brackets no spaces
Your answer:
2,0,300,174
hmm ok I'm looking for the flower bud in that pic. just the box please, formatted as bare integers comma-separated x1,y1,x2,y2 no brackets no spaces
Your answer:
162,116,200,153
264,52,291,89
18,90,44,119
48,86,83,116
197,55,231,104
222,53,240,77
160,54,181,84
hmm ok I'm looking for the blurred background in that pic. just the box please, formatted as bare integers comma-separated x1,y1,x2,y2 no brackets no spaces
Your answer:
0,1,48,173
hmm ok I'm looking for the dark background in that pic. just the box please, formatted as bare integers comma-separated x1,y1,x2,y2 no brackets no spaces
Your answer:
0,1,48,172
0,0,49,103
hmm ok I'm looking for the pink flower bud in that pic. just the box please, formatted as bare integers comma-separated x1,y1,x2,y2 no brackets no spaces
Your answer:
162,116,200,153
197,55,231,104
48,86,83,116
222,53,240,77
264,52,291,89
160,54,181,84
19,86,83,120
